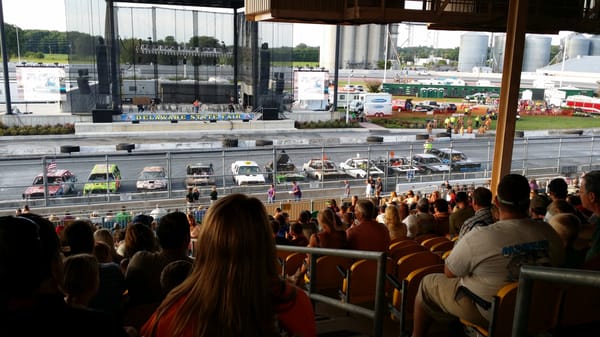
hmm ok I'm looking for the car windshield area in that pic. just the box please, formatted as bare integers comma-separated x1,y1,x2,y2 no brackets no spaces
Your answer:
188,167,212,175
450,153,467,161
33,175,67,185
139,171,165,180
89,173,114,181
238,166,260,175
421,157,441,164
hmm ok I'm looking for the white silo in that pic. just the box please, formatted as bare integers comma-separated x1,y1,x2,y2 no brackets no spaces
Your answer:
341,25,356,68
522,35,552,72
458,33,489,72
567,36,590,59
319,25,337,71
589,36,600,56
491,34,506,73
366,25,384,68
355,25,369,65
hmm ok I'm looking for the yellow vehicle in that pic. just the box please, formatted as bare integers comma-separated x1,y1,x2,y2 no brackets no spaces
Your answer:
83,164,122,194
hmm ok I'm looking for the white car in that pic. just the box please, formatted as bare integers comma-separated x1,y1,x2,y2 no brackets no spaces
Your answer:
231,160,265,185
339,157,384,179
411,154,451,175
301,159,348,181
136,166,168,191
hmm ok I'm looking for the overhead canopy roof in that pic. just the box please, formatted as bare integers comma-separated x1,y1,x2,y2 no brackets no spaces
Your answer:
245,0,600,35
116,0,244,9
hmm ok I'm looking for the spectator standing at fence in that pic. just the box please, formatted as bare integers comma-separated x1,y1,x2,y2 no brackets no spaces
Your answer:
115,207,131,228
140,194,316,337
192,98,200,113
209,186,218,205
343,180,351,199
291,181,302,201
150,204,167,223
267,184,276,203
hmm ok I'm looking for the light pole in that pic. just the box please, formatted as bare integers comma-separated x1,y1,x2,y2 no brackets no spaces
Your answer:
345,69,353,124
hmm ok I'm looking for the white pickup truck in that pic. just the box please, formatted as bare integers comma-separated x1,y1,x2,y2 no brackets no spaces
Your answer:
231,160,265,185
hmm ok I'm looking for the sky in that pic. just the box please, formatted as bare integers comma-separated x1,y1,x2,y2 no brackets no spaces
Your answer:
1,0,565,48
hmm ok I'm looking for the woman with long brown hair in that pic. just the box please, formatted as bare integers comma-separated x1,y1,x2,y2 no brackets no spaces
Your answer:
141,194,316,337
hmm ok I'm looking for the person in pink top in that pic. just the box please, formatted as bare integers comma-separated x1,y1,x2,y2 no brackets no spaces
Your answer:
346,199,391,252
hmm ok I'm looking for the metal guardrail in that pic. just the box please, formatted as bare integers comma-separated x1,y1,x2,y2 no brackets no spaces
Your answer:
513,265,600,337
277,245,388,337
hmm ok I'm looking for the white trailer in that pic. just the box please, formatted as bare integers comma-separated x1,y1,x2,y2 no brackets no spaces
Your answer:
349,93,393,117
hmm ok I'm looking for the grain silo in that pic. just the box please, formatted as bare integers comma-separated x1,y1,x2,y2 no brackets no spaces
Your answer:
491,34,506,73
522,35,552,72
458,33,489,72
567,36,590,59
589,36,600,56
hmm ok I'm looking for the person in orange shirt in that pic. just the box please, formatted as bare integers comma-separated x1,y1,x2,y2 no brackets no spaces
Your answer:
141,193,316,337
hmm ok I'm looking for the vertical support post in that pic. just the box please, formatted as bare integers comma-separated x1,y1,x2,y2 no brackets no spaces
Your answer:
372,253,386,337
491,0,528,194
105,154,110,202
167,152,172,199
222,150,226,188
589,135,595,171
42,157,49,207
106,0,120,109
333,25,341,111
0,2,12,115
556,138,563,174
233,8,239,104
151,7,158,97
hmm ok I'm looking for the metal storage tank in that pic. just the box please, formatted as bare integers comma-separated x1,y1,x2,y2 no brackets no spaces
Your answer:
491,34,506,73
567,36,590,59
522,35,552,72
341,25,356,68
458,33,489,72
589,36,600,56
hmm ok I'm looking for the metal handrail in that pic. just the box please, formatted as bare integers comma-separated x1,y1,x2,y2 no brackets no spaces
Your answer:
277,245,387,337
513,265,600,337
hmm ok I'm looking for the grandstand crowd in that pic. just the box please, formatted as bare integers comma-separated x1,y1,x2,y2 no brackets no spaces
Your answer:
1,171,599,337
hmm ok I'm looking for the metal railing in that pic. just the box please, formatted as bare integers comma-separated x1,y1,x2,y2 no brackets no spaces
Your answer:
513,265,600,337
277,245,388,337
3,135,598,211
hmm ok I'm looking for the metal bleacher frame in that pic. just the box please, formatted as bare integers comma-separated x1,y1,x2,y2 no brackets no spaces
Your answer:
512,265,600,337
277,245,388,337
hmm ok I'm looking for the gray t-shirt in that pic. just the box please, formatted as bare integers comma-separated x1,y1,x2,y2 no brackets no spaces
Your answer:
446,218,564,320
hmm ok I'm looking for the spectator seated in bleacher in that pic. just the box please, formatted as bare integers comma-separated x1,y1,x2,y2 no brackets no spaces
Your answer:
0,214,131,337
140,194,316,337
125,211,193,324
411,174,565,337
347,199,390,251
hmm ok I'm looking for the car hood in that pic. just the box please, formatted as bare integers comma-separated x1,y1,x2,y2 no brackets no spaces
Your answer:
24,185,61,195
425,164,451,171
136,179,168,188
236,174,265,183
